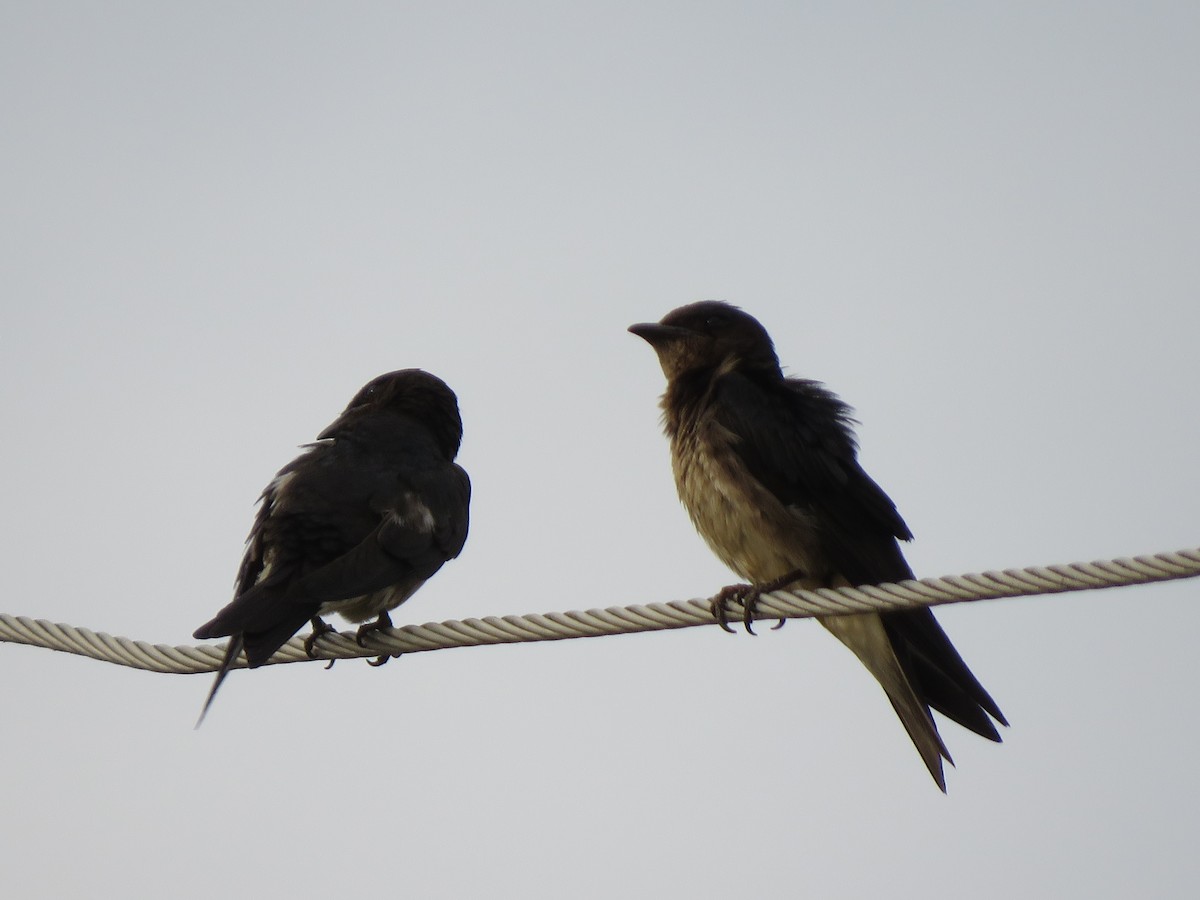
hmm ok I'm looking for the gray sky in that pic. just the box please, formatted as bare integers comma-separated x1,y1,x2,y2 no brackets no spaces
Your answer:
3,3,1198,897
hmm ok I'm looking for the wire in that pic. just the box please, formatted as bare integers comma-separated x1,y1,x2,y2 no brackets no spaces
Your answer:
2,547,1197,674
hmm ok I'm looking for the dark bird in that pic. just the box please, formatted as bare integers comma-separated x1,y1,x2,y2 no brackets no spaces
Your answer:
629,301,1005,790
193,369,471,725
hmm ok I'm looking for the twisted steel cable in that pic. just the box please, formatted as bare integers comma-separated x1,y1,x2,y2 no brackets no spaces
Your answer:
2,548,1197,674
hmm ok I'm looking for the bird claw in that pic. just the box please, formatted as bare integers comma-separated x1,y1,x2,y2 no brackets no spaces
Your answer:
366,653,401,667
742,590,760,634
710,583,759,635
757,567,806,630
710,569,806,634
303,617,336,660
355,611,393,646
355,613,400,667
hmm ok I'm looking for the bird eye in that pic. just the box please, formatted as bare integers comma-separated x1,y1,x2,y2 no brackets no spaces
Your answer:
705,315,727,330
350,384,378,408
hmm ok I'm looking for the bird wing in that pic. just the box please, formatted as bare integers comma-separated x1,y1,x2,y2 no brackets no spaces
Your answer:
421,461,471,563
711,372,913,585
712,371,1006,759
283,460,471,606
195,460,469,641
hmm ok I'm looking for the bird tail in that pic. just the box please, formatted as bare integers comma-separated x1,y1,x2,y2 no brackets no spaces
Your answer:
194,585,319,668
195,633,245,729
819,612,952,792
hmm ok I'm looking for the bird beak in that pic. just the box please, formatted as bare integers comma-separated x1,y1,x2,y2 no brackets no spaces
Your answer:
628,322,692,346
317,409,356,440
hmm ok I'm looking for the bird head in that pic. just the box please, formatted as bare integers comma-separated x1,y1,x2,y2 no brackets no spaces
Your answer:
629,301,780,382
320,369,464,459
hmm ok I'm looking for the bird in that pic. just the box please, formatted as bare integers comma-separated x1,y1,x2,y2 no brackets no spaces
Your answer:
629,300,1006,790
192,368,471,726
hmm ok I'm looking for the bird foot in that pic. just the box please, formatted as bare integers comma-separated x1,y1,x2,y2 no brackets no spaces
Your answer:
710,583,759,634
303,617,337,660
355,613,402,667
709,568,806,635
355,611,394,646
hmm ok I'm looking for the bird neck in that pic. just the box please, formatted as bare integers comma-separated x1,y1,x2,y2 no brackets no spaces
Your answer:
660,362,784,439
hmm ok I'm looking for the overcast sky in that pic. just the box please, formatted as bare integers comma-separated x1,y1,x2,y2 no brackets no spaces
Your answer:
3,3,1199,898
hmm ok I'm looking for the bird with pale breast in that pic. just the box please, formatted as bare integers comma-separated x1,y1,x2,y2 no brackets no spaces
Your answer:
630,301,1005,790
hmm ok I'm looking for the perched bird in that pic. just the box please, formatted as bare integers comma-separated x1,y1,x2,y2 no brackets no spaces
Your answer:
629,301,1005,790
193,369,471,725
